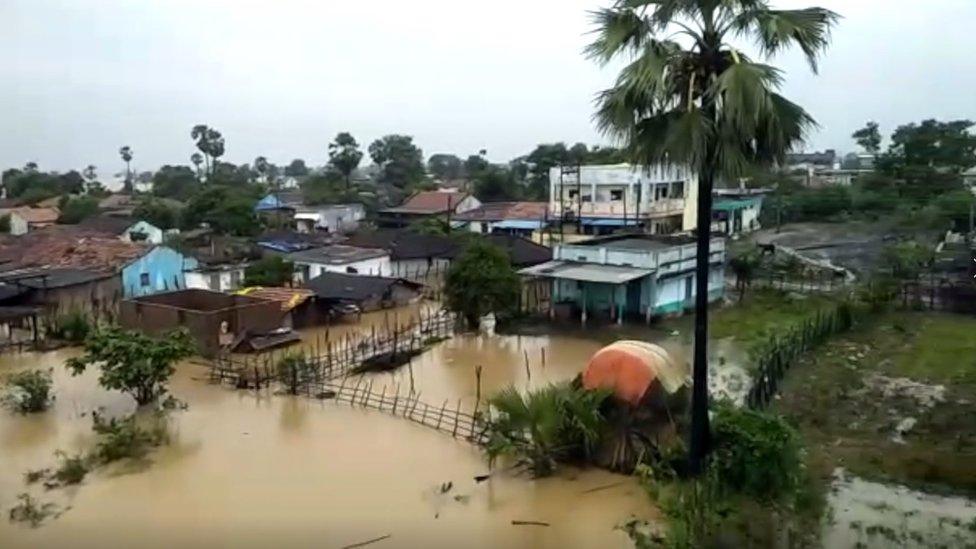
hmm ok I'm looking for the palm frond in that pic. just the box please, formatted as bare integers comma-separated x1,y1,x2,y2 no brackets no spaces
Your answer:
585,8,650,64
752,92,817,164
734,8,840,72
713,61,783,134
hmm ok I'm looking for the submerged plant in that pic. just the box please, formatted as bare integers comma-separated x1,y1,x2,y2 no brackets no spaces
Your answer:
484,383,610,477
90,412,170,465
2,369,54,413
44,310,91,343
51,451,89,486
8,493,60,528
276,353,316,395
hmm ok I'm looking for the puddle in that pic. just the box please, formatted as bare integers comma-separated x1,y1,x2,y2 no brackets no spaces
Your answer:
824,469,976,549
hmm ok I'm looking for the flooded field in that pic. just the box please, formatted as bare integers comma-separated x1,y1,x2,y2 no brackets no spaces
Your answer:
0,339,652,548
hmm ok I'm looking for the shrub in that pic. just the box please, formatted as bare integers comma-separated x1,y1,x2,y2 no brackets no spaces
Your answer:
2,369,54,413
710,405,803,501
445,241,521,327
484,383,610,477
52,451,89,486
276,353,315,395
7,493,59,528
44,310,91,343
90,413,169,465
243,256,295,287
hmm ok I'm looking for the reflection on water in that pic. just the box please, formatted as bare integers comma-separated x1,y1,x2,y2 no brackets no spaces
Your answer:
0,337,652,548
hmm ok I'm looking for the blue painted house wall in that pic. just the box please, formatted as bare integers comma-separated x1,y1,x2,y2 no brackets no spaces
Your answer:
122,246,199,297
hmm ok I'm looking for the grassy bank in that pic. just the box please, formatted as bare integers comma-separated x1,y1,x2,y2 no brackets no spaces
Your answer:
773,312,976,494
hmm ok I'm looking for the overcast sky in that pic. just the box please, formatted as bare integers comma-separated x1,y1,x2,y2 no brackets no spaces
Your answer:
2,0,975,177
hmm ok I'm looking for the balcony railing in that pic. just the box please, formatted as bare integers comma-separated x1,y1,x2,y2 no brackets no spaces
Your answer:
550,198,685,218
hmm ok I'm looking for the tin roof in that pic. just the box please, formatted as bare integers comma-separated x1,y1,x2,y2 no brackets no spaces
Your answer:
519,260,653,284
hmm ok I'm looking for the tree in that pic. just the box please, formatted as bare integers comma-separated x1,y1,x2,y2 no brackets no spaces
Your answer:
473,166,522,202
445,240,521,326
82,165,97,185
729,252,761,302
59,170,86,195
852,121,881,154
66,327,195,406
568,142,590,165
182,185,262,236
589,0,837,474
428,154,463,180
57,196,99,224
464,154,489,177
328,132,364,190
254,156,271,183
24,161,38,173
878,119,976,201
284,158,309,177
133,198,180,230
152,165,198,201
119,146,134,192
190,153,204,181
368,134,425,189
191,124,225,176
243,256,295,287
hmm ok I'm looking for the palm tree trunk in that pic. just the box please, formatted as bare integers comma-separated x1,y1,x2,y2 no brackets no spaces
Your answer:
688,166,714,476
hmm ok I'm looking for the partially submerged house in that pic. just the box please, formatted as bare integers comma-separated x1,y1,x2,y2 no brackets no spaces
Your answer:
519,234,725,323
304,272,423,313
120,289,282,357
455,201,550,239
288,245,391,282
236,286,327,329
9,207,60,235
377,190,480,228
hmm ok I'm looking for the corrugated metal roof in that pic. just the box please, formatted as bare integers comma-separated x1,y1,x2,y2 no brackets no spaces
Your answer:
519,261,653,284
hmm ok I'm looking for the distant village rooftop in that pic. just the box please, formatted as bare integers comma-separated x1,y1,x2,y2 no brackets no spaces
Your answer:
287,245,388,266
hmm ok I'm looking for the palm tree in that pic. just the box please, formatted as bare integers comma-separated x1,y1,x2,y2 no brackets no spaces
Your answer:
191,124,212,176
119,146,133,192
190,153,204,181
82,165,97,186
588,0,837,474
328,132,364,190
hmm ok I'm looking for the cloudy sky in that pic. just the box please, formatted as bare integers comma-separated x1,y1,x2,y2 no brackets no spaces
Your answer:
2,0,974,176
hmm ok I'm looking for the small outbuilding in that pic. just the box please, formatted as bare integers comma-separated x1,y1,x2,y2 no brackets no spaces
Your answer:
304,272,423,313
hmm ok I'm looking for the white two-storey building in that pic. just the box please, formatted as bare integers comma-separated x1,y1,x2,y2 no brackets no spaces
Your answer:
548,164,699,235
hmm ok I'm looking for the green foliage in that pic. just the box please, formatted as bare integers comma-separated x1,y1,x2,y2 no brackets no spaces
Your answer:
484,383,611,477
428,153,463,180
8,493,59,528
300,172,361,206
191,124,225,176
182,184,263,236
409,215,451,236
328,132,364,188
52,451,89,485
152,165,199,200
1,168,85,201
276,353,314,395
90,412,170,464
625,463,726,549
243,256,295,287
2,369,54,413
473,166,522,202
878,119,976,202
44,310,91,343
856,276,900,312
852,121,882,154
368,134,426,188
133,197,180,230
710,405,804,501
444,241,521,326
728,252,760,302
54,195,98,224
66,327,196,405
881,240,933,279
284,158,309,177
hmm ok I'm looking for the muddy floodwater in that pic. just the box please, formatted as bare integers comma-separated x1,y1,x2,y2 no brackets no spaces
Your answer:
0,337,656,548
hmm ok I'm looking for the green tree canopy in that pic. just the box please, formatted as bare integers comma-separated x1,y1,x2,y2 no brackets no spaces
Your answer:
284,158,309,177
133,198,180,230
852,121,881,154
878,119,976,201
182,185,262,236
328,132,364,189
243,256,295,287
368,134,426,189
66,327,195,406
428,154,463,180
445,241,521,326
473,166,522,202
152,165,199,201
57,196,100,224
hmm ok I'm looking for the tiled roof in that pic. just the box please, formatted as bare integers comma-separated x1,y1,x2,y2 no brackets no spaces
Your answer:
12,207,60,224
343,230,458,260
383,191,469,214
445,234,552,267
0,226,149,273
454,202,547,222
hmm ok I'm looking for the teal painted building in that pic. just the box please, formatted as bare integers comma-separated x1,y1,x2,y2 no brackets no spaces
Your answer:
122,246,199,298
520,234,725,322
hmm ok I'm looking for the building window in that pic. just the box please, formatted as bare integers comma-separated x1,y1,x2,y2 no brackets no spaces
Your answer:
672,182,684,198
139,273,150,287
230,270,241,288
568,190,579,199
582,194,592,203
346,266,358,274
209,273,221,290
655,186,669,200
610,190,623,201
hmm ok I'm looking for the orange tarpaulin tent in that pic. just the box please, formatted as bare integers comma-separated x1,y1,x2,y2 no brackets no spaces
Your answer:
582,341,688,406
